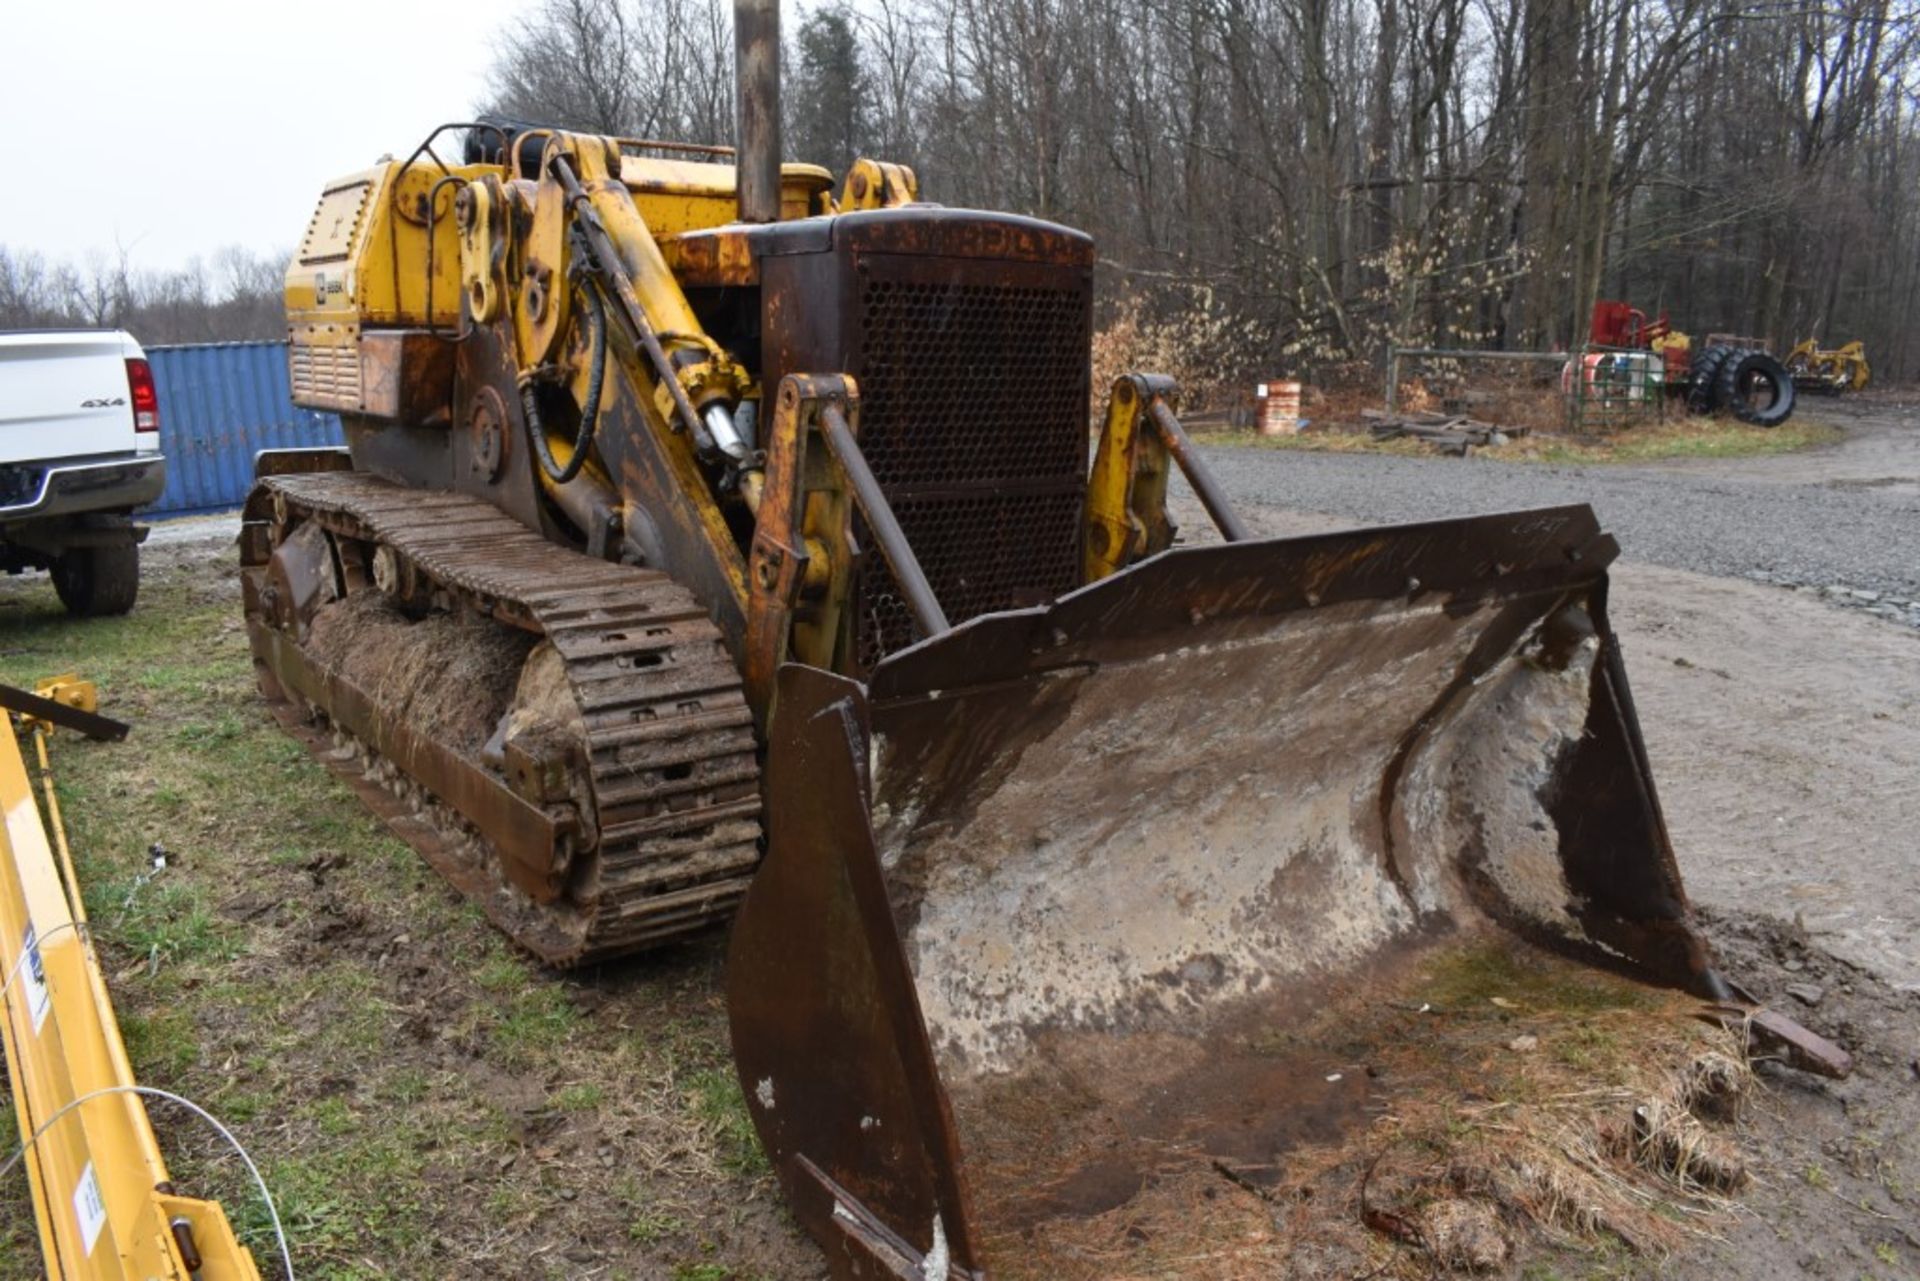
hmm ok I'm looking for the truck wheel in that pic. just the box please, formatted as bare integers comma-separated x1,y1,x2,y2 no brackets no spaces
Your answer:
52,544,140,616
1686,345,1733,414
1715,350,1795,427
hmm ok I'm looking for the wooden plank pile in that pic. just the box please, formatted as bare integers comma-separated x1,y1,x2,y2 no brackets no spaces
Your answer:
1362,409,1528,456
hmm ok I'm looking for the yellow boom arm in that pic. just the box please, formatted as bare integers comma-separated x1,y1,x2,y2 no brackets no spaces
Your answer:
0,680,262,1281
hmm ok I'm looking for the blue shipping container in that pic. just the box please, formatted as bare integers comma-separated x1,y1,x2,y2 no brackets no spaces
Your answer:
145,341,344,516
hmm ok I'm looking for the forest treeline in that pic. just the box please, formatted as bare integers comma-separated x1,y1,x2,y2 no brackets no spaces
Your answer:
0,245,287,348
7,0,1914,391
487,0,1920,388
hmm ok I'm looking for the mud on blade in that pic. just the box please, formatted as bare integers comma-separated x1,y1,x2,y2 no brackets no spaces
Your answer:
728,505,1720,1279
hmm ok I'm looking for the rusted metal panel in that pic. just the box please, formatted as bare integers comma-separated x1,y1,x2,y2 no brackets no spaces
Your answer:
660,226,764,287
145,341,343,515
730,665,982,1281
358,330,456,425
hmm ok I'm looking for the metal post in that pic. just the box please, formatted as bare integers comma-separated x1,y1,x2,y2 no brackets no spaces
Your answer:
1386,347,1399,413
819,404,951,637
1147,399,1251,543
734,0,782,224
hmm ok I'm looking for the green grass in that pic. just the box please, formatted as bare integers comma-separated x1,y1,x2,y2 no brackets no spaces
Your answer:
551,1081,607,1112
488,980,582,1066
686,1068,769,1177
0,542,797,1277
1419,940,1658,1017
107,875,244,965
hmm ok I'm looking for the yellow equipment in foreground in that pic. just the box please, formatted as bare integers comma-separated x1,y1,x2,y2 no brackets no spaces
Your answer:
1786,337,1872,393
0,677,262,1281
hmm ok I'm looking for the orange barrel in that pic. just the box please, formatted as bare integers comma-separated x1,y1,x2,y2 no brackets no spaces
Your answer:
1257,380,1302,436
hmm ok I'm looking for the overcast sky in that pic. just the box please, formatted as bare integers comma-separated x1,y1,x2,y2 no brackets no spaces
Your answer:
0,0,530,273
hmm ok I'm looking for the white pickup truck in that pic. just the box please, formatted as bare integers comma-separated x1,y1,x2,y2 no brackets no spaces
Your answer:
0,330,167,614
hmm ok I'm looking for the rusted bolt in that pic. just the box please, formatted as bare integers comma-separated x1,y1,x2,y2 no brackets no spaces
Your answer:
755,559,777,588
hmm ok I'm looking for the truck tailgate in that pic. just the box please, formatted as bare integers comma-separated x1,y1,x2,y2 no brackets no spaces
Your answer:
0,331,140,465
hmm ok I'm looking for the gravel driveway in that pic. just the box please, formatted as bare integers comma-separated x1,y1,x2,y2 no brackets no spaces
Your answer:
1194,397,1920,625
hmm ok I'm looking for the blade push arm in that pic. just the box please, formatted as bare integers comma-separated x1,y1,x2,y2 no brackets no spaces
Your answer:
1084,374,1249,582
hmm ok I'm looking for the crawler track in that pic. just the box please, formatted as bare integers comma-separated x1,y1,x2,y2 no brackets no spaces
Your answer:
243,470,763,966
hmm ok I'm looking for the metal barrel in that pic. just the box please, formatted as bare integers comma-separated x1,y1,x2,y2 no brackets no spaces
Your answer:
729,507,1719,1279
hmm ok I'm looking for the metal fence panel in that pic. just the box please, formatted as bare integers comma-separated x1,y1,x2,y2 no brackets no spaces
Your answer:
145,341,343,516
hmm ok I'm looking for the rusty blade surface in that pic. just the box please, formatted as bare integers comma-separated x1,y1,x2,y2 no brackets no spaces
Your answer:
872,503,1712,1247
867,505,1705,1074
732,504,1719,1279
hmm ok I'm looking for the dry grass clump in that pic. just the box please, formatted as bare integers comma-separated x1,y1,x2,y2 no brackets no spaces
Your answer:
977,942,1757,1281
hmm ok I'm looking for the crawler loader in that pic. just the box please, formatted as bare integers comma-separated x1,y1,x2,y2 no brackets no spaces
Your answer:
1786,337,1872,394
246,3,1737,1273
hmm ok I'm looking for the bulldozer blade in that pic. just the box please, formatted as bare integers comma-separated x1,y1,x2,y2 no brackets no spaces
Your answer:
729,504,1721,1280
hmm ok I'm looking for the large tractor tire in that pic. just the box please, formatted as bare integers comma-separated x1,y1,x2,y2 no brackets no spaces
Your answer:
52,543,139,617
1716,349,1796,427
1686,344,1734,415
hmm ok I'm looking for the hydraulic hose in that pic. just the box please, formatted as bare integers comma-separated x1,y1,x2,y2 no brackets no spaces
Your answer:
522,277,608,485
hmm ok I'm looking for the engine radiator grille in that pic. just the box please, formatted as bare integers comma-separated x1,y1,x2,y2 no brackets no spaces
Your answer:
854,273,1092,666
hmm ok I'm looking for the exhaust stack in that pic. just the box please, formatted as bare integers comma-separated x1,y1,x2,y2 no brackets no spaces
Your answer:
734,0,782,223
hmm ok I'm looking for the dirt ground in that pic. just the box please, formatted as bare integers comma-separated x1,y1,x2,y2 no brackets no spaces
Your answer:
0,403,1914,1279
